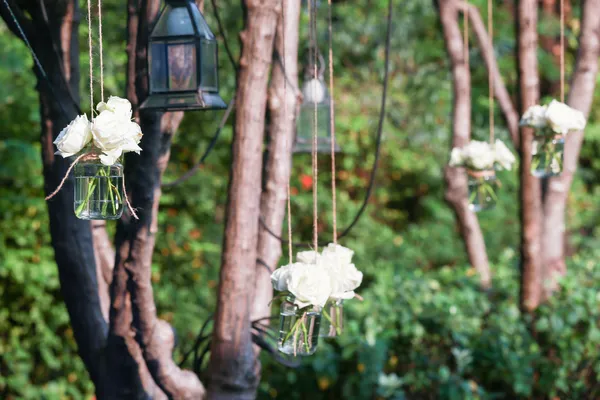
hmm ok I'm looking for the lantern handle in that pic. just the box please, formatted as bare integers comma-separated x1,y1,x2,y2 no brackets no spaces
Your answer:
304,46,326,80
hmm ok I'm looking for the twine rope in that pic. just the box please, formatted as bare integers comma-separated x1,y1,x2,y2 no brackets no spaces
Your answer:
87,0,94,119
98,0,104,102
282,0,293,264
487,0,494,144
44,153,88,200
46,0,137,220
464,2,469,67
309,0,319,252
560,0,565,102
327,0,337,244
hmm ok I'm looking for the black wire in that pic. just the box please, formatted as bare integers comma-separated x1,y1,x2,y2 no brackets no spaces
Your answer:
259,0,393,247
161,97,235,187
2,0,77,119
210,0,238,73
37,0,84,115
178,313,214,367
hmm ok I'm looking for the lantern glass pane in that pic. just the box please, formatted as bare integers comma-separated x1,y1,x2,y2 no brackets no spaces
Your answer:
295,101,332,153
200,39,218,91
153,4,194,36
149,42,168,92
167,41,197,91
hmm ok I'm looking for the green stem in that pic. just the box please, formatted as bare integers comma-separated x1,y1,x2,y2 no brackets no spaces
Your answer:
335,306,342,336
301,315,310,353
282,317,303,347
75,178,97,216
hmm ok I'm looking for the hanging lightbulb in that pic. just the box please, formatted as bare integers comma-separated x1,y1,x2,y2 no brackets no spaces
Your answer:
294,51,341,154
140,0,227,111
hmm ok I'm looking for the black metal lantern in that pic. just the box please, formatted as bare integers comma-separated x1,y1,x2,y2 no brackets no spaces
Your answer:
294,52,341,153
140,0,226,111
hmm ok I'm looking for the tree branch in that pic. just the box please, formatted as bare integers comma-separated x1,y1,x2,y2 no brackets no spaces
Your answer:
541,0,600,299
208,0,281,398
438,0,491,289
459,1,520,148
517,0,544,312
252,0,301,324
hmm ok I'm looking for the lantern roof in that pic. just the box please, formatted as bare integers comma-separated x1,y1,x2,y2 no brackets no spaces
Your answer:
151,0,216,39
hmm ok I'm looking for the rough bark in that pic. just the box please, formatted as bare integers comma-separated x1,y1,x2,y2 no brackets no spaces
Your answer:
0,0,111,395
461,1,520,147
92,220,114,321
439,0,491,289
208,0,281,398
541,0,600,299
108,0,204,398
516,0,543,312
252,0,301,323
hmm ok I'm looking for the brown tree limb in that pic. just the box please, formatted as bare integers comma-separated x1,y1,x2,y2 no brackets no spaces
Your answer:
91,220,114,322
459,1,520,148
252,0,301,324
208,0,281,398
517,0,544,312
439,0,491,289
107,0,202,398
541,0,600,299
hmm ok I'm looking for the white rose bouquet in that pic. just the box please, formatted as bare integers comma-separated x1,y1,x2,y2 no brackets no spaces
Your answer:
49,96,142,219
271,243,363,352
449,140,516,211
520,100,586,176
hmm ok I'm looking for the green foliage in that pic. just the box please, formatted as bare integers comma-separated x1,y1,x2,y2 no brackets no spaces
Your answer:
1,0,600,399
259,251,600,400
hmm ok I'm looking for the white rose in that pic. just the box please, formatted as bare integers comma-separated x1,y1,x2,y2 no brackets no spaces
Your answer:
520,104,548,129
287,263,332,308
99,148,123,166
92,98,142,165
296,250,320,264
462,141,495,170
493,139,516,171
271,263,297,292
545,100,586,135
449,147,464,167
321,243,354,265
302,79,326,103
54,114,92,157
96,96,133,120
319,243,362,300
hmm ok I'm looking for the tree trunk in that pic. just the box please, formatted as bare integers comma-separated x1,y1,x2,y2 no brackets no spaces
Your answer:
252,0,301,323
0,0,112,394
516,0,543,312
108,0,204,398
208,0,281,398
462,1,520,148
541,0,600,299
439,0,491,289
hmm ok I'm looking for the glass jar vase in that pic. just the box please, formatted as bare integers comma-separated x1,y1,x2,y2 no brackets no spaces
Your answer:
278,296,322,356
467,170,498,212
531,135,565,178
320,298,343,338
74,153,124,220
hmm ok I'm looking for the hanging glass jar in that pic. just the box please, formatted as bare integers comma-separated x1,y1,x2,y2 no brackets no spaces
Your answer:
74,152,124,220
531,134,564,178
320,298,343,338
278,296,322,356
294,51,341,154
467,170,498,212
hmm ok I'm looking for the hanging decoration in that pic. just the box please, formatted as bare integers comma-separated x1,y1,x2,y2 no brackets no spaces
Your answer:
519,0,587,177
449,140,516,212
293,0,340,154
271,244,363,355
447,0,514,212
272,0,362,356
520,101,586,177
140,0,227,111
45,0,140,221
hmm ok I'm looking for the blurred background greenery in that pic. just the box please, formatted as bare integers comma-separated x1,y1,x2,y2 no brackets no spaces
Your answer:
1,0,599,399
